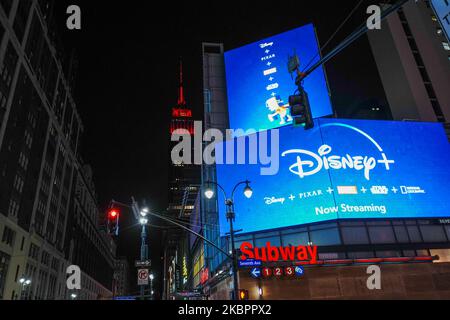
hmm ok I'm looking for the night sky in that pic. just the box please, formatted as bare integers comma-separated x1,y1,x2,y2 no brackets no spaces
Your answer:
53,0,388,296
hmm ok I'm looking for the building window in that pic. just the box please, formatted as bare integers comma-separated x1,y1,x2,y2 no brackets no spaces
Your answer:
347,251,375,259
0,252,11,300
407,225,423,243
443,42,450,51
254,236,281,248
310,228,341,246
341,226,369,245
7,199,20,217
281,232,309,247
368,226,396,244
28,243,40,261
420,225,448,242
1,226,15,247
376,251,402,258
394,225,410,243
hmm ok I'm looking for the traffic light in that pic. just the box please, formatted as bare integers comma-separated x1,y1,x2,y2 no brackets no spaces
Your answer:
289,87,314,130
107,207,120,236
239,289,249,301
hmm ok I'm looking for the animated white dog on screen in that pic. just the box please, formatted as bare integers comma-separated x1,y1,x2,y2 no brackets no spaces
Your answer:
266,97,293,125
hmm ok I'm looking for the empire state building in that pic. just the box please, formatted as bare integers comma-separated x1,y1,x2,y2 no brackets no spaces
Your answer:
168,62,200,218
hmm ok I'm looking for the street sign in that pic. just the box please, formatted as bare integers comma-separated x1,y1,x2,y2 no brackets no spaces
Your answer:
295,266,305,277
262,267,273,278
285,266,295,277
238,259,262,268
135,260,151,268
250,268,261,279
138,269,149,286
273,267,283,277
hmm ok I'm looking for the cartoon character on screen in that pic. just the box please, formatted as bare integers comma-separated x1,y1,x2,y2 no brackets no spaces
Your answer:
266,96,293,125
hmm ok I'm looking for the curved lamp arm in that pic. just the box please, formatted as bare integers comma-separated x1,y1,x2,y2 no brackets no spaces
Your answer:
231,180,251,202
205,180,228,200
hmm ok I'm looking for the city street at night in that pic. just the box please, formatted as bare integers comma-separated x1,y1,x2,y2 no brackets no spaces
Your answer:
1,0,450,316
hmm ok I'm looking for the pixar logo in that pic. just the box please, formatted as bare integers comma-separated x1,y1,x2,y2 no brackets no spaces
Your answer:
282,123,395,181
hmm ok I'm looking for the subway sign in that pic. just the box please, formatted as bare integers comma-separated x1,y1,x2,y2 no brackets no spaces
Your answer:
216,119,450,235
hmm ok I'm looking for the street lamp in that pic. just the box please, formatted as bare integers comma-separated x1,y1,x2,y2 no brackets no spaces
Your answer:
204,180,252,300
70,293,77,300
243,183,253,199
140,207,149,217
19,278,32,300
150,273,154,300
204,188,214,200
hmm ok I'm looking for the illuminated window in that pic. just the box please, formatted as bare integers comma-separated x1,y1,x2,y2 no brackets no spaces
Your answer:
443,42,450,51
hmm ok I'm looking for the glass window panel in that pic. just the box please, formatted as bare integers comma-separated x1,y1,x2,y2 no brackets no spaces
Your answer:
376,251,401,258
309,223,338,231
310,228,341,246
281,227,308,235
420,226,447,243
445,225,450,240
403,250,416,257
340,221,364,227
341,227,369,245
254,231,280,239
235,234,253,242
254,236,281,248
347,252,375,259
281,233,309,247
366,221,391,226
416,250,430,257
235,239,253,250
368,226,396,244
394,226,410,243
407,226,422,242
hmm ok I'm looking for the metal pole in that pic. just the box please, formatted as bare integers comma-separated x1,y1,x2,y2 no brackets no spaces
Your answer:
227,202,239,301
140,224,147,299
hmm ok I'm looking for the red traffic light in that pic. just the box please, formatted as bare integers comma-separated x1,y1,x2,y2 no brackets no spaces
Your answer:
108,209,120,220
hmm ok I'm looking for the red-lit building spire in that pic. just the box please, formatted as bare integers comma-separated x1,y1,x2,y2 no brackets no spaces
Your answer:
177,60,186,106
171,59,193,134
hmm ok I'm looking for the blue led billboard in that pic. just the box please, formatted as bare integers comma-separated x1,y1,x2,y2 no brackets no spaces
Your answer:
224,24,333,136
215,119,450,236
431,0,450,42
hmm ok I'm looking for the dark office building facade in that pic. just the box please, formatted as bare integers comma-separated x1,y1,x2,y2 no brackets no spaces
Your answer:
0,0,114,300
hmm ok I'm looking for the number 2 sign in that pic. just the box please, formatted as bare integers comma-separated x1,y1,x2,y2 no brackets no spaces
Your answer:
274,267,283,277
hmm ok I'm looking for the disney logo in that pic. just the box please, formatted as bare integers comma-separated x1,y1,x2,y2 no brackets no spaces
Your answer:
264,197,286,205
281,145,395,181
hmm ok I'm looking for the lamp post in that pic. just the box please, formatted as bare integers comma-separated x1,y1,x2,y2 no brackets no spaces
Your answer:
204,180,252,300
139,208,149,300
19,278,31,300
